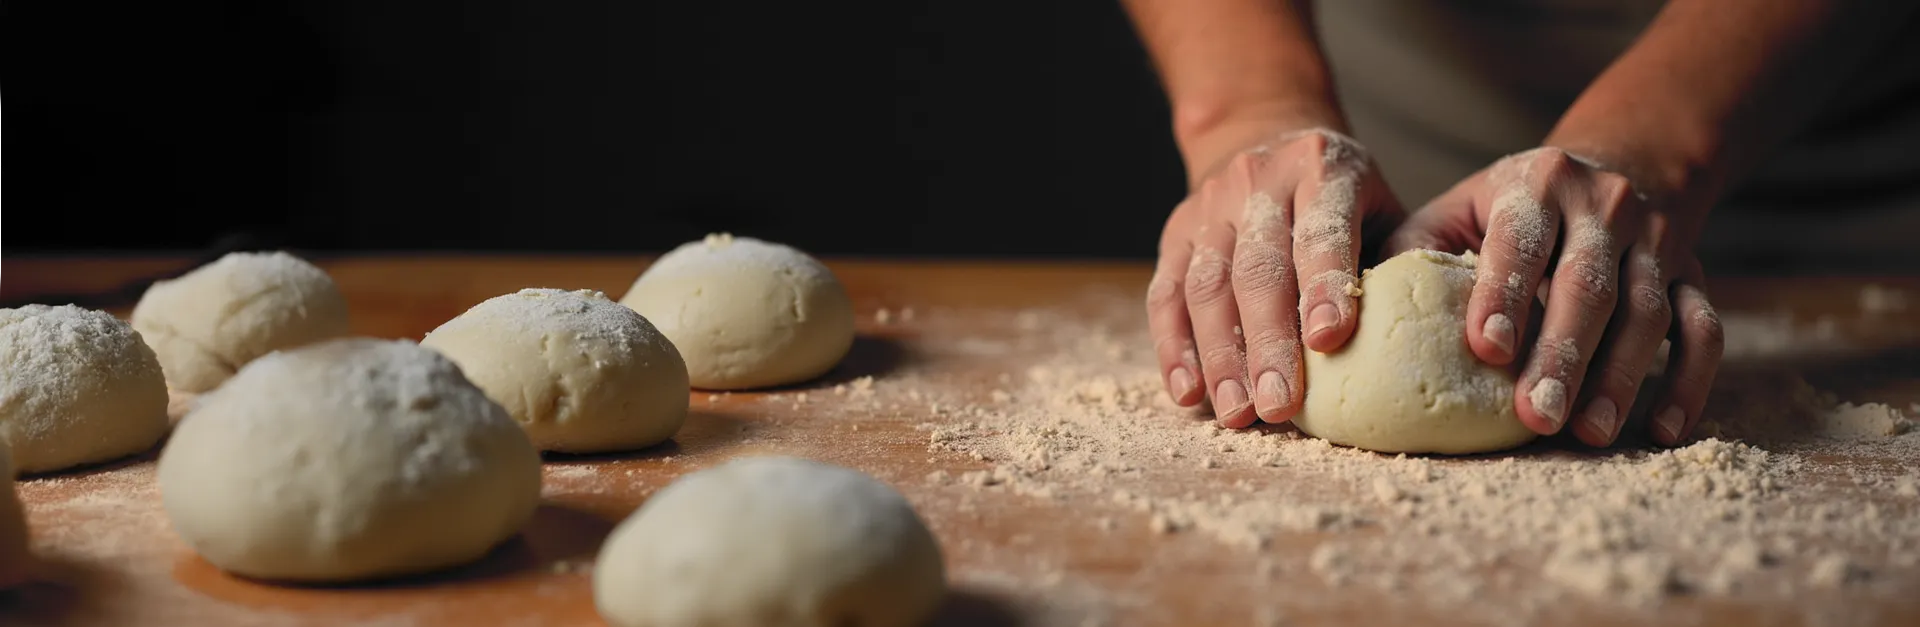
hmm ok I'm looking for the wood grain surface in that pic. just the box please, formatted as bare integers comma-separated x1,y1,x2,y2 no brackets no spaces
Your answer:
1,255,1917,627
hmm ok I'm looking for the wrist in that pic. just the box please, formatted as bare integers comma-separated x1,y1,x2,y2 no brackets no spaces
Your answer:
1544,111,1726,223
1174,98,1350,186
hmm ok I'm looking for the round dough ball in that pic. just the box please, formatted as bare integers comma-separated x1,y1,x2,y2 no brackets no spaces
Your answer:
421,288,689,453
593,456,946,627
132,251,351,393
619,233,855,390
0,444,31,588
1296,249,1539,454
0,304,170,474
157,338,542,583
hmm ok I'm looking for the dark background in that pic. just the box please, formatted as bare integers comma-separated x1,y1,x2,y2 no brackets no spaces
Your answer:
2,1,1188,258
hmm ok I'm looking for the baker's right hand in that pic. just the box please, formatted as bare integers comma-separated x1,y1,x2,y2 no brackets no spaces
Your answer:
1148,127,1404,428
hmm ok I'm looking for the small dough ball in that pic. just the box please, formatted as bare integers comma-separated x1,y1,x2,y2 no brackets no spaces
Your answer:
619,233,855,390
1297,249,1538,454
0,304,169,474
158,338,542,583
593,456,946,627
132,251,351,393
0,444,30,588
421,288,689,453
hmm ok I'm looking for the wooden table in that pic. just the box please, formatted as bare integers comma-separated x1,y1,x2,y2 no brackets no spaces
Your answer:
2,255,1918,627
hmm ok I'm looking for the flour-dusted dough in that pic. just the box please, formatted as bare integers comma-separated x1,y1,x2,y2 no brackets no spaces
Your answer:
0,443,30,588
421,288,690,453
619,234,855,390
0,305,169,474
132,251,351,393
1296,249,1538,454
157,338,542,583
593,456,946,627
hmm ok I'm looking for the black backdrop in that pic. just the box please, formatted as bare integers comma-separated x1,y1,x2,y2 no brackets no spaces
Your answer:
2,1,1188,258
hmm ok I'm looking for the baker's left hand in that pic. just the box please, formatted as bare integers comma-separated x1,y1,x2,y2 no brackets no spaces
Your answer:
1381,147,1724,447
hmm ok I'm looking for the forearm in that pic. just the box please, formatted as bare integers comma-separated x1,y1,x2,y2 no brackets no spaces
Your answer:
1546,0,1918,225
1119,0,1347,183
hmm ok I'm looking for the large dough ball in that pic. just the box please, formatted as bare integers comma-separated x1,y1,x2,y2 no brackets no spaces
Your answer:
131,251,351,393
619,234,855,390
0,444,30,588
1296,249,1538,454
0,304,169,474
421,288,689,453
593,456,946,627
157,338,542,583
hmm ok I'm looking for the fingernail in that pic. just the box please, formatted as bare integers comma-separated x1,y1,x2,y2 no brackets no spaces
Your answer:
1215,379,1250,417
1255,370,1289,416
1582,397,1619,443
1527,377,1569,431
1483,313,1516,357
1306,303,1340,340
1170,367,1196,399
1654,406,1687,444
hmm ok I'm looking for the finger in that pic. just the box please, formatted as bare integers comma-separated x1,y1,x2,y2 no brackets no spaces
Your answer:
1186,220,1256,428
1570,246,1671,446
1651,274,1724,446
1514,181,1632,435
1465,158,1560,369
1147,212,1204,407
1290,131,1367,354
1233,190,1305,422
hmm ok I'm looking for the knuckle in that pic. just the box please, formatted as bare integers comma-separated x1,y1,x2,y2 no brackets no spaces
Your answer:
1687,309,1727,354
1533,147,1575,179
1146,274,1185,309
1490,226,1553,269
1605,365,1642,395
1631,284,1672,320
1563,277,1619,312
1231,244,1292,300
1184,259,1235,307
1200,343,1247,369
1152,332,1191,357
1223,149,1272,188
1244,327,1299,355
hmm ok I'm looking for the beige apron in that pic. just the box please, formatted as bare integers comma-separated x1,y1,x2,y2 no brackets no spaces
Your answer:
1313,0,1920,271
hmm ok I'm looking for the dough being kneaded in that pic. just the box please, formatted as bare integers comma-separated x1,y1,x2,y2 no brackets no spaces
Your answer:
1295,249,1538,455
619,233,855,390
157,338,542,583
422,288,689,454
132,251,350,394
0,304,170,475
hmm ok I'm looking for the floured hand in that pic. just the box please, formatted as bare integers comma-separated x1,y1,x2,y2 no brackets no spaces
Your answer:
1148,127,1405,428
1384,147,1724,447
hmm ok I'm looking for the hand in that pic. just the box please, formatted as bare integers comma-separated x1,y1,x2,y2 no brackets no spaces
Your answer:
1383,147,1725,447
1148,127,1405,428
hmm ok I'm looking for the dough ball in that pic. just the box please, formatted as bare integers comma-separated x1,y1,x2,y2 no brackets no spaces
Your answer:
157,338,542,583
0,444,30,589
619,233,855,390
132,251,351,393
593,456,946,627
0,304,169,474
421,288,689,453
1296,249,1539,454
